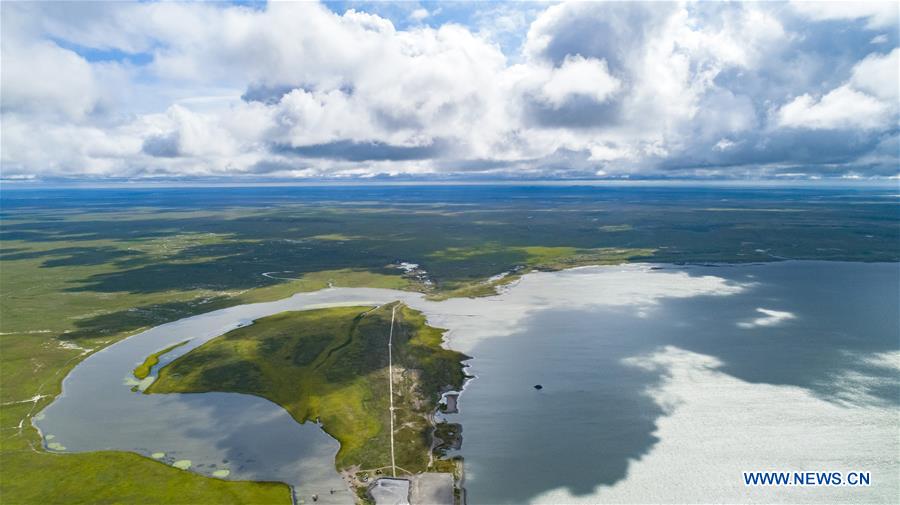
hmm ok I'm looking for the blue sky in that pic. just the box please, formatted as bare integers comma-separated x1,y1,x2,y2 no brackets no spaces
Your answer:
1,1,897,182
321,1,546,55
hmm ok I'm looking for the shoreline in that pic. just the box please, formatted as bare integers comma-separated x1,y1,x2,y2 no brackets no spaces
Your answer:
29,260,899,504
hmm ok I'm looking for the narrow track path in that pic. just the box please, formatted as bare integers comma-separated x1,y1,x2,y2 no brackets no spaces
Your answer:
388,305,398,478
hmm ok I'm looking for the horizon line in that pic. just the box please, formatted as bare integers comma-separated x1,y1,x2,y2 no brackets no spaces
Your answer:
2,177,899,190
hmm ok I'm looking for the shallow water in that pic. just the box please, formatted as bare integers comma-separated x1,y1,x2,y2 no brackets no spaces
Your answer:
35,262,900,503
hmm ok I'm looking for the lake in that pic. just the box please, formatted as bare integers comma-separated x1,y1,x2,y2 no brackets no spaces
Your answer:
35,261,900,503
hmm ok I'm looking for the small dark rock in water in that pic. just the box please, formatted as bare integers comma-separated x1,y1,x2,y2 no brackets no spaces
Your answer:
534,384,543,390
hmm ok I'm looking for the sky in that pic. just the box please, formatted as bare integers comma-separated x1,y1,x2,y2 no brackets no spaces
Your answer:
1,1,898,183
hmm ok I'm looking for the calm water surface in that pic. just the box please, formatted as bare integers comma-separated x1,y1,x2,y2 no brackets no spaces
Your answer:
447,262,899,503
35,262,900,503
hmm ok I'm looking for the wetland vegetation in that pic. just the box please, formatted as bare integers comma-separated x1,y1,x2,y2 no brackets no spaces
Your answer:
133,340,189,380
1,185,897,503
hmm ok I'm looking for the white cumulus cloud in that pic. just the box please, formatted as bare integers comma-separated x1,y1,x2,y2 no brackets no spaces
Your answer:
0,1,897,181
538,55,621,108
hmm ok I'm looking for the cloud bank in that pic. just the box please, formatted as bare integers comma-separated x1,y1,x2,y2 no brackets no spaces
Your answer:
1,1,897,182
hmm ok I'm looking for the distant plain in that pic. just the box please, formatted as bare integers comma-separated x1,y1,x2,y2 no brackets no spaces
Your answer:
1,185,898,503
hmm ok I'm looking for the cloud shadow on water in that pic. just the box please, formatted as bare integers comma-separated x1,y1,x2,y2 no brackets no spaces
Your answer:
662,262,900,407
455,262,899,503
456,306,671,504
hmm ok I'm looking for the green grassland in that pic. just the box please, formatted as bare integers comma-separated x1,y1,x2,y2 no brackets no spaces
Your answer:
0,238,409,505
149,304,468,477
133,340,189,380
0,448,291,505
1,186,897,502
